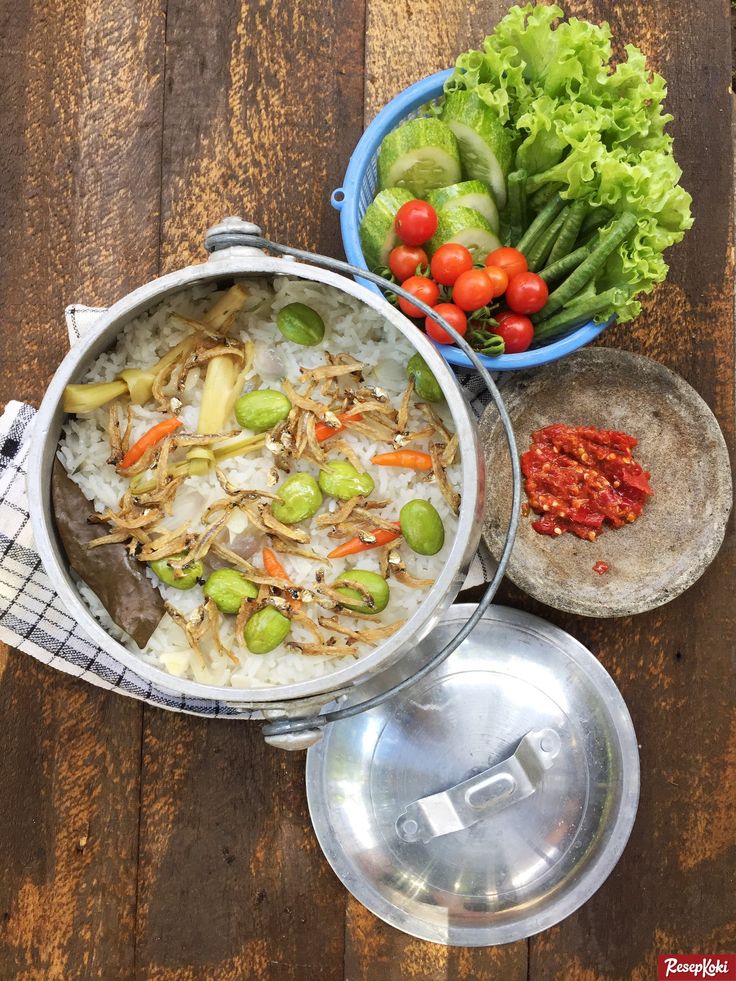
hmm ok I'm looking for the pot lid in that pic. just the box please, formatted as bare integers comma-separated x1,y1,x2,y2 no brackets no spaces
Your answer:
305,604,639,946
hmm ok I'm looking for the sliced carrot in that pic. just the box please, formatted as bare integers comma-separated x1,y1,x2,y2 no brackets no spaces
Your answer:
263,547,301,609
371,450,433,471
263,547,290,581
327,525,401,560
314,411,363,443
120,417,183,470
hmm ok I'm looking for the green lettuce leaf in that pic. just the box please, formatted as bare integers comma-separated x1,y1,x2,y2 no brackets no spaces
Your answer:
443,3,692,324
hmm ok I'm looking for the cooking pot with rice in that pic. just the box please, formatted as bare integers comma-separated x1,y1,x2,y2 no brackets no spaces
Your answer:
27,218,519,747
26,221,641,946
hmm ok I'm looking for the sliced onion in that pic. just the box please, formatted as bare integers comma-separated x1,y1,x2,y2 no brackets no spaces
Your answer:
254,345,285,379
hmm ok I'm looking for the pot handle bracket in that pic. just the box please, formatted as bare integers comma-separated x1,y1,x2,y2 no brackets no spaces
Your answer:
205,217,522,748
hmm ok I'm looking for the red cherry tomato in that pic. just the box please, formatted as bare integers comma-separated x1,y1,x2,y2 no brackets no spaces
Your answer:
505,271,549,314
451,269,494,312
430,243,474,286
388,245,428,282
425,303,468,345
397,275,440,319
484,247,527,281
482,264,509,299
395,200,438,246
492,313,534,354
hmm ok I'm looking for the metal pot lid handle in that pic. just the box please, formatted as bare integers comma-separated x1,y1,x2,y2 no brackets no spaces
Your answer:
205,217,522,743
395,728,561,844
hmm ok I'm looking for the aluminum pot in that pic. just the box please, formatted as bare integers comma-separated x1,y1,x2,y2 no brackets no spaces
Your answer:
27,218,517,745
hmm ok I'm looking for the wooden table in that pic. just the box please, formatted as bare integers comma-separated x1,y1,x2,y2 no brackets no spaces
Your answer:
0,1,733,977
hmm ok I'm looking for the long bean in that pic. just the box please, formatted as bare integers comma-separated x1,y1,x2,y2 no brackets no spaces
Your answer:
533,287,627,343
579,206,612,239
538,245,590,284
516,193,565,256
538,212,638,319
546,199,588,267
506,170,527,246
526,206,569,271
528,182,563,212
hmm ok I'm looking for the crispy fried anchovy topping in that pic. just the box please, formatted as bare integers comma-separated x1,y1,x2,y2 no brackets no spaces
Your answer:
286,641,357,657
430,443,461,514
317,617,405,643
299,359,363,381
418,403,451,441
205,599,239,664
261,508,310,543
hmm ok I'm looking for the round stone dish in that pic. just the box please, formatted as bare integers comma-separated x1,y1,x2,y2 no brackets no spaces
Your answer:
480,348,732,617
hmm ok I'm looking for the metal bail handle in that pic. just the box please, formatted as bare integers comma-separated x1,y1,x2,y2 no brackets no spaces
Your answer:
395,728,561,844
205,217,522,741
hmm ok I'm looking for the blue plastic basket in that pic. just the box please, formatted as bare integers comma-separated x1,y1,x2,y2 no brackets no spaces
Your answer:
331,69,611,372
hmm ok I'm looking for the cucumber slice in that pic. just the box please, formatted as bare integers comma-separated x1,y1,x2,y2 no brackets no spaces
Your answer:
426,180,499,233
359,187,414,271
428,206,502,260
378,117,462,198
440,91,512,209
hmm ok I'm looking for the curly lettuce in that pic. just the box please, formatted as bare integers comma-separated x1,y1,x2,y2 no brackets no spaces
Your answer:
445,3,692,323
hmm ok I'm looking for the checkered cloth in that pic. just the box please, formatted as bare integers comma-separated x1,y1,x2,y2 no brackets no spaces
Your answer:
0,306,494,715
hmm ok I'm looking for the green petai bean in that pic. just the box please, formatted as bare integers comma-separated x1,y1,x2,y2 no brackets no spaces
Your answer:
149,553,203,590
276,303,325,346
318,460,374,500
234,389,291,432
400,499,445,556
334,570,390,615
271,472,323,524
244,605,291,654
406,353,443,403
203,568,258,614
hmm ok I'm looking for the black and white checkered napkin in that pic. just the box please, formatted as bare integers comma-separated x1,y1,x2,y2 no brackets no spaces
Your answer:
0,306,494,715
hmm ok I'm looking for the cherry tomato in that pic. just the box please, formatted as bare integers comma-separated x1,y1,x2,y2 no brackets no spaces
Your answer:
397,275,440,319
484,246,527,281
425,303,467,345
388,245,428,282
505,271,549,314
451,269,494,312
430,243,474,286
482,264,509,299
492,313,534,354
395,200,438,246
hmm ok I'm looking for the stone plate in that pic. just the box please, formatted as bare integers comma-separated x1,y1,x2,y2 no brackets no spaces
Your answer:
479,349,732,617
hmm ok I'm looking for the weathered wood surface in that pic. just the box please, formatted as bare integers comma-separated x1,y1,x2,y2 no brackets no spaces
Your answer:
0,0,733,978
0,1,165,977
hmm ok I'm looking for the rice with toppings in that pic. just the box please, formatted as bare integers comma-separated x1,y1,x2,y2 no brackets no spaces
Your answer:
57,277,460,688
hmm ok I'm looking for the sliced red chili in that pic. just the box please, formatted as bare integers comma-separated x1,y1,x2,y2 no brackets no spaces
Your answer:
522,423,652,541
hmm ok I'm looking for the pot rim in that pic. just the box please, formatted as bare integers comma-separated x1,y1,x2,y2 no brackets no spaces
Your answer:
28,252,483,707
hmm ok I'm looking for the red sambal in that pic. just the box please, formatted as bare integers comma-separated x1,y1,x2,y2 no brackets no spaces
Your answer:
521,424,653,541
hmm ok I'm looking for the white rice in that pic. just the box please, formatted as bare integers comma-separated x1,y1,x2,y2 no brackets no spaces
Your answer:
58,277,460,688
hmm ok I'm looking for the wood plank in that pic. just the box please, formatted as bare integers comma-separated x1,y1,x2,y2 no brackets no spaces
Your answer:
0,0,166,976
133,1,366,977
354,0,530,975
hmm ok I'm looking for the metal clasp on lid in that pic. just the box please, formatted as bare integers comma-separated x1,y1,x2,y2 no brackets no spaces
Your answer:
395,728,561,843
